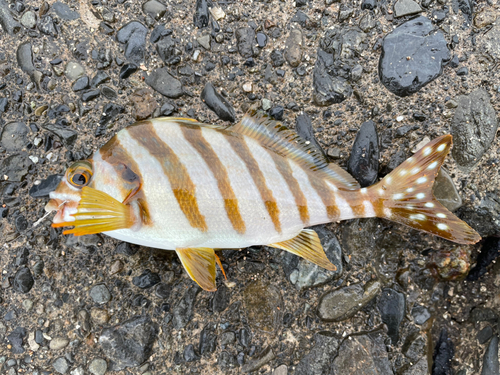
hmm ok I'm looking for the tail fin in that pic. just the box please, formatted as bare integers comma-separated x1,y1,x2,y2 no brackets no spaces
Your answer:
370,135,480,245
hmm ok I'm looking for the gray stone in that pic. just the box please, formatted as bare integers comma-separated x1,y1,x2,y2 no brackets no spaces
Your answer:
235,27,256,58
89,358,107,375
478,22,500,60
1,153,33,182
481,336,499,375
378,288,405,344
243,280,283,333
241,346,275,373
313,49,352,106
70,368,84,375
53,357,69,374
53,2,80,20
64,62,85,82
451,89,498,171
331,334,393,374
317,280,381,321
1,122,28,152
145,67,184,98
394,0,422,17
142,0,167,20
172,286,200,329
50,337,69,350
412,304,431,325
197,34,211,50
284,29,303,67
20,11,37,29
0,0,21,35
433,169,463,211
404,335,427,362
90,284,111,304
402,357,428,375
295,332,339,375
42,123,78,148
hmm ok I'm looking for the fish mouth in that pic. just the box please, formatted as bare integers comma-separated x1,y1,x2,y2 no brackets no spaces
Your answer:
45,198,78,224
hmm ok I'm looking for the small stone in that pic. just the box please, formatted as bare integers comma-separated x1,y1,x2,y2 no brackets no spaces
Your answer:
81,89,101,102
53,357,69,374
142,0,167,20
261,98,272,111
20,11,36,29
1,122,29,152
90,284,111,304
89,358,107,375
53,2,80,20
132,269,161,289
64,61,85,82
7,327,26,354
130,88,157,120
91,308,110,325
478,326,494,345
348,120,379,187
13,267,34,293
242,82,253,92
295,332,339,375
172,286,200,329
210,6,225,21
194,0,209,28
50,337,69,350
235,27,256,58
412,304,431,325
116,21,148,64
256,32,267,48
72,76,89,92
201,82,236,122
145,67,184,98
119,63,138,79
378,288,405,344
394,0,422,17
110,260,123,275
432,329,454,375
243,280,283,333
115,242,138,256
197,35,211,50
284,29,303,67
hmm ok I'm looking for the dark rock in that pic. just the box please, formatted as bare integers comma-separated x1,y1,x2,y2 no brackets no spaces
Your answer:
72,76,89,92
237,327,251,348
90,284,111,304
241,346,275,373
15,248,29,266
348,120,379,187
456,66,468,76
467,238,500,281
172,286,200,329
269,105,284,120
332,334,392,374
270,49,285,67
90,71,110,88
42,123,78,148
455,0,473,22
115,242,138,256
156,37,179,65
99,315,158,371
432,8,448,23
142,0,167,20
53,357,69,374
15,215,28,232
0,0,21,35
317,280,381,321
361,0,377,10
212,284,230,312
13,267,34,293
313,49,352,106
1,122,28,151
432,328,454,375
160,102,175,116
81,89,101,102
199,324,217,356
394,0,422,17
7,327,26,354
243,280,283,333
119,63,138,79
458,192,500,238
17,42,39,85
378,288,405,344
471,307,498,323
478,326,493,345
412,304,431,325
145,67,184,98
101,85,118,100
379,16,450,97
52,2,80,20
481,336,499,375
1,153,33,181
218,351,237,369
295,113,327,159
295,331,339,375
256,32,267,48
451,89,498,171
132,269,161,289
38,15,58,37
235,27,256,58
0,97,7,113
116,21,148,64
193,0,209,28
184,344,200,362
201,82,236,122
291,10,310,28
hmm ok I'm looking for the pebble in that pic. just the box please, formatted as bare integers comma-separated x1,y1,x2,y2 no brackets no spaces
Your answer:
211,284,230,312
451,89,498,171
71,76,89,92
348,120,379,187
172,286,200,329
183,344,200,362
394,0,422,17
361,0,377,10
7,327,26,354
53,357,69,374
142,0,167,20
53,2,80,20
210,6,225,21
243,280,282,333
17,42,38,84
313,49,352,105
197,34,211,50
64,61,85,82
284,29,303,67
379,16,450,97
20,11,36,29
295,112,327,158
412,304,431,325
145,67,184,98
91,308,110,325
90,284,111,304
378,288,405,344
132,269,161,289
13,267,34,293
70,367,84,375
200,82,236,122
1,153,33,181
235,27,256,58
38,16,58,37
467,238,500,281
116,21,148,64
317,280,381,321
0,122,28,152
130,88,157,120
119,63,138,79
88,358,107,375
256,32,267,48
193,0,209,28
432,329,454,374
50,337,69,350
99,315,158,371
0,0,21,34
295,332,339,375
261,98,272,111
115,242,138,256
42,123,78,148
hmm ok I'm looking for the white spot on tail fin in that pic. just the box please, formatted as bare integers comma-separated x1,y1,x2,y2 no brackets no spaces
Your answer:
416,177,427,184
386,176,392,185
393,193,404,200
411,168,420,175
409,214,426,221
378,188,385,196
406,187,414,193
437,144,446,152
436,213,447,218
361,188,367,194
383,207,392,218
425,202,435,208
416,193,425,199
437,223,448,230
423,147,431,156
428,161,438,170
363,201,375,217
399,169,407,176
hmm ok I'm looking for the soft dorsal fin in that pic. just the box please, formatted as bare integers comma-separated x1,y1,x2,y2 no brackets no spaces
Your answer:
232,110,360,190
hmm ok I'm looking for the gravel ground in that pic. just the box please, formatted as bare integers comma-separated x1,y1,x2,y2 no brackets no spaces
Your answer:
1,0,500,374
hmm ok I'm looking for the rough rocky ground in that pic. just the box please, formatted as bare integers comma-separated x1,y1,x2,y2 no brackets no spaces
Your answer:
1,0,500,374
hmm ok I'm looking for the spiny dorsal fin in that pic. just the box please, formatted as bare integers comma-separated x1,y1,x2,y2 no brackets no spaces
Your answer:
232,110,360,190
270,229,337,271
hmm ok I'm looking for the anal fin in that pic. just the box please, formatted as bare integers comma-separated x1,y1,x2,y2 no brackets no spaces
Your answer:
176,248,217,291
270,229,337,271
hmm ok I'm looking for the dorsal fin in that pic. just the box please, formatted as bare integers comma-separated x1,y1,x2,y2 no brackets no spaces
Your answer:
232,110,360,190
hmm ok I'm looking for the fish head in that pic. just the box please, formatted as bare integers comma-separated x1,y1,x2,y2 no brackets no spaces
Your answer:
45,160,94,224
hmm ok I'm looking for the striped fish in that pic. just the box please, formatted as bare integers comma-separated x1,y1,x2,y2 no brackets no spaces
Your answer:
45,111,481,291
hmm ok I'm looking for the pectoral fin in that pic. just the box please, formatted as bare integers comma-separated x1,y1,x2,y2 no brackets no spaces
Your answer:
270,229,337,271
176,247,217,291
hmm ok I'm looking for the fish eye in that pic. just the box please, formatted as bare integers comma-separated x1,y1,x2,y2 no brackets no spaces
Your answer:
67,161,93,189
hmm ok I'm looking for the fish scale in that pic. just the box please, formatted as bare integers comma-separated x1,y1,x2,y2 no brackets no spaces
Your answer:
46,111,481,291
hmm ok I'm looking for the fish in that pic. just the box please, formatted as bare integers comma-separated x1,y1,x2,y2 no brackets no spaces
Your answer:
45,111,481,291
